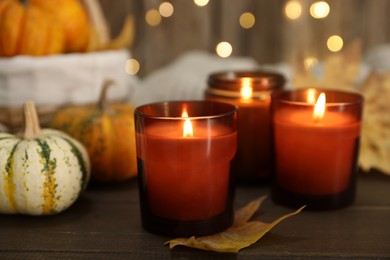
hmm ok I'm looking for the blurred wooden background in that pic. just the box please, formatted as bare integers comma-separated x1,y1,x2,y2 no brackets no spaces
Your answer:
99,0,390,77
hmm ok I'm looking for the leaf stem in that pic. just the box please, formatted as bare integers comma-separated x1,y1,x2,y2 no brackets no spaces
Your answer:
98,79,115,112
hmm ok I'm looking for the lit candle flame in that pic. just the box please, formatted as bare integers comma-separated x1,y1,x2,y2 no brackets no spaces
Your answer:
182,106,193,137
240,78,253,100
313,92,326,123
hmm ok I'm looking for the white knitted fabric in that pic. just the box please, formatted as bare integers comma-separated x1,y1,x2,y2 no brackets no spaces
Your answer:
0,49,136,106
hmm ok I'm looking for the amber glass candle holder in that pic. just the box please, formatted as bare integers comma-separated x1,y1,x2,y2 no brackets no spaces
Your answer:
134,101,238,236
205,71,285,184
271,88,363,210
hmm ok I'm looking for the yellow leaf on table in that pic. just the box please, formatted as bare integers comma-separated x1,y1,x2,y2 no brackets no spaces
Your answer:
166,196,305,253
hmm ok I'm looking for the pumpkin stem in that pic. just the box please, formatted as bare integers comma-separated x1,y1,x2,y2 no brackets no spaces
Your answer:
23,101,42,140
98,79,115,112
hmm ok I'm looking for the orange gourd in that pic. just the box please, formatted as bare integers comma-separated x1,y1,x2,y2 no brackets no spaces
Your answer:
0,0,90,56
30,0,90,53
50,80,138,182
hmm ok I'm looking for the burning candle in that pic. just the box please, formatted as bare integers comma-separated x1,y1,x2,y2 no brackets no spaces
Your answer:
206,71,285,184
271,88,363,210
135,101,238,236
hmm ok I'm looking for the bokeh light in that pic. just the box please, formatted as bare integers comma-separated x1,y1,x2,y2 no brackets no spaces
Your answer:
194,0,209,7
239,12,255,29
285,0,302,20
159,2,174,18
145,9,161,26
304,56,319,71
310,1,330,19
126,59,140,75
216,41,233,58
327,35,343,52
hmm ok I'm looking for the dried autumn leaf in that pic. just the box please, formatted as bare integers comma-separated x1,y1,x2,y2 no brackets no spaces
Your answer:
166,196,305,253
234,195,267,226
359,72,390,175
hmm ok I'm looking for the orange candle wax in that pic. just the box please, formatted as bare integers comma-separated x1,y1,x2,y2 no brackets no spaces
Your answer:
274,109,360,195
135,101,238,236
206,71,285,183
271,89,363,210
207,96,273,181
137,122,236,221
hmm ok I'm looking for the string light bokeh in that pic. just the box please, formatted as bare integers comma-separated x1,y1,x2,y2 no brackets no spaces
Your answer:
159,2,174,18
285,0,302,20
125,59,140,75
216,42,233,58
310,1,330,19
127,0,343,75
145,9,161,26
239,12,255,29
193,0,209,7
327,35,344,52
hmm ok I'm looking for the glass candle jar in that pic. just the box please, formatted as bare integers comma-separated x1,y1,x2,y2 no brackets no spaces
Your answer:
134,100,238,236
205,71,285,184
271,88,363,210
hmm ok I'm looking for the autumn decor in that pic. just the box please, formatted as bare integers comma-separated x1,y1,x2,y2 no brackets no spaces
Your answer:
0,101,90,215
0,0,88,56
166,196,305,253
29,0,91,53
50,80,137,182
0,0,66,56
0,0,134,56
82,0,135,52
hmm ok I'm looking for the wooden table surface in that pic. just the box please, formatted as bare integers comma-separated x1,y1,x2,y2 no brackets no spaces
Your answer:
1,171,389,259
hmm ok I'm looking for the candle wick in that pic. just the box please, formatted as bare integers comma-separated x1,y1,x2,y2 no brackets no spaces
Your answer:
313,114,324,124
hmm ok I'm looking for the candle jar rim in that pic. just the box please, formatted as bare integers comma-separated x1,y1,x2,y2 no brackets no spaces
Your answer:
272,88,364,108
134,100,239,120
207,70,286,92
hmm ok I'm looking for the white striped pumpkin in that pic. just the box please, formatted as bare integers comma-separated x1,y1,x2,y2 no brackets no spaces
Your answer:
0,102,90,215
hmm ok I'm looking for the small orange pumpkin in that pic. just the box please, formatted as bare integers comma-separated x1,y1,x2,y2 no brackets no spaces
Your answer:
50,80,137,182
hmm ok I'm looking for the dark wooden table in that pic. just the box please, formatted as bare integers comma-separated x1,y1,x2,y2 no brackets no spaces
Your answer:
1,171,389,259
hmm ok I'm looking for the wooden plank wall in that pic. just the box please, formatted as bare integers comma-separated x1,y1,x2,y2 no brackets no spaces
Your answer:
99,0,390,77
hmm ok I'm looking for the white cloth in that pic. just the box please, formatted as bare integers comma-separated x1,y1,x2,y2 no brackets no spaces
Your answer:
0,49,137,107
365,44,390,72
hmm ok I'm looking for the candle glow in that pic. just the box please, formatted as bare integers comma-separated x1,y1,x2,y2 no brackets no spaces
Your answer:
306,88,317,104
135,101,237,229
313,92,326,122
240,78,253,100
272,89,363,205
181,107,193,137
